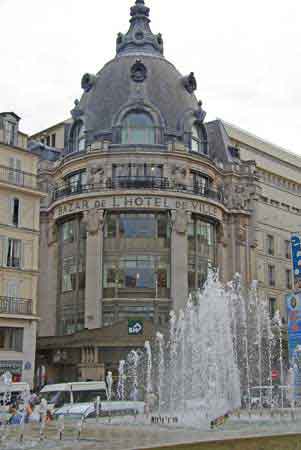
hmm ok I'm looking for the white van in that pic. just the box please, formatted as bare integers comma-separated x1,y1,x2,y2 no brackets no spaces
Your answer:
40,381,108,410
0,382,30,406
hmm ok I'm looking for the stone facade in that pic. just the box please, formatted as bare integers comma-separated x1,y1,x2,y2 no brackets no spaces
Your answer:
28,1,301,383
0,112,45,386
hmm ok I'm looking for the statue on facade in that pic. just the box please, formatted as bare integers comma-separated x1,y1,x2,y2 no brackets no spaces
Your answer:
171,210,188,234
83,209,104,235
87,163,105,186
172,166,187,190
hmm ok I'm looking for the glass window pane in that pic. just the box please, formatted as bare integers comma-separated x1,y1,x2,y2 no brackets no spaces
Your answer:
122,112,155,145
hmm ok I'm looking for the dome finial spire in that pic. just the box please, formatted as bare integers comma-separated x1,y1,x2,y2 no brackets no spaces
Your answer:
116,0,164,56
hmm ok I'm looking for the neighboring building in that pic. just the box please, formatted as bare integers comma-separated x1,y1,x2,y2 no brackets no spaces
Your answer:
224,122,301,320
30,119,72,152
0,112,45,386
32,0,300,382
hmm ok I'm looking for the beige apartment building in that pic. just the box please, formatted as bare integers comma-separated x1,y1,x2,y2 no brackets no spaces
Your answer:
225,122,301,319
26,0,300,382
0,112,45,386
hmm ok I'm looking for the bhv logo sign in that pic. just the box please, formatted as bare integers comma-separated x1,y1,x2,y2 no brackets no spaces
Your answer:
128,320,144,336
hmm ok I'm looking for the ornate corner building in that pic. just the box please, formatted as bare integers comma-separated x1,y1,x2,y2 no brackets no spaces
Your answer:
26,0,301,383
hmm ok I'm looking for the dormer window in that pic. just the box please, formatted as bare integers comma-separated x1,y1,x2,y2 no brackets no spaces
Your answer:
5,121,17,146
70,121,85,153
191,124,207,155
121,112,155,145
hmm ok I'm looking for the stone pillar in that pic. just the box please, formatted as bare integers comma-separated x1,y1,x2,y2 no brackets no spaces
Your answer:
171,210,188,312
84,209,105,329
216,221,227,283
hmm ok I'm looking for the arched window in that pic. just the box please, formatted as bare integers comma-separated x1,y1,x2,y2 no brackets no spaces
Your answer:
121,112,155,145
70,121,85,153
191,124,207,155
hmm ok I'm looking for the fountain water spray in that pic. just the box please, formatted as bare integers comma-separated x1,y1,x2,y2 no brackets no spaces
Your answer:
275,310,285,410
117,360,126,401
156,333,165,413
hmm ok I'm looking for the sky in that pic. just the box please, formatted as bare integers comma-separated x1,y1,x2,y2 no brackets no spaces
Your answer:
0,0,300,154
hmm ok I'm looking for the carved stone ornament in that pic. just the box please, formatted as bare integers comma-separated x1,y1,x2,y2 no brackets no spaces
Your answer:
71,99,83,120
116,32,123,45
131,59,147,83
172,210,188,234
194,100,207,123
48,219,57,245
87,163,104,185
81,73,96,93
182,72,197,94
83,209,104,235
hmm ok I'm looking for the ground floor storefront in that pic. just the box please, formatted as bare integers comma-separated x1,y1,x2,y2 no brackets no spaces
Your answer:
0,318,37,387
36,319,157,387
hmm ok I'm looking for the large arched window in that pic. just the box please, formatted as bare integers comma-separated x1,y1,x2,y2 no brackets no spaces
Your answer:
191,123,207,155
121,112,155,145
70,121,85,153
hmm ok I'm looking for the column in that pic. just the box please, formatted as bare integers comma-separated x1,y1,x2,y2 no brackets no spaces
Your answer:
171,210,188,312
84,209,104,329
216,221,228,283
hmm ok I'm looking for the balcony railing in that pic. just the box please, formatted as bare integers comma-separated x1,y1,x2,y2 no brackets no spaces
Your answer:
52,177,224,203
0,165,37,190
0,297,33,315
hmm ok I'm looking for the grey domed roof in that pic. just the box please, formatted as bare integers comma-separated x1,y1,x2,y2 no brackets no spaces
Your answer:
75,1,204,145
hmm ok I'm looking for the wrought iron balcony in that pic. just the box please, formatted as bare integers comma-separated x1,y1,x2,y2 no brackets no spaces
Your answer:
0,165,37,190
52,177,224,203
0,297,33,315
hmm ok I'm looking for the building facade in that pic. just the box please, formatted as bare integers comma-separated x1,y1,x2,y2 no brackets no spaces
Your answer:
0,112,45,386
31,0,300,382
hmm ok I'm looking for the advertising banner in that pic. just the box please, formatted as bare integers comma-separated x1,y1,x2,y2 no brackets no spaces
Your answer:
286,292,301,400
291,234,301,292
286,292,301,359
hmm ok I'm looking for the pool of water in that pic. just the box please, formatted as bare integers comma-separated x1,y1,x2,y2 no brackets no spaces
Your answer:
1,410,301,450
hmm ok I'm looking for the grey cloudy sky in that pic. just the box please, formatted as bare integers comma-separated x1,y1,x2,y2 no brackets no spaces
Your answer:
0,0,300,154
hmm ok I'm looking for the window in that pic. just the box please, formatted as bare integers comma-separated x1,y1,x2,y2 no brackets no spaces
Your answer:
105,212,170,242
121,112,155,145
65,171,87,193
190,124,207,154
267,235,274,256
8,157,22,185
104,255,169,290
7,239,21,268
106,215,117,238
7,280,18,299
62,221,74,242
70,121,85,153
112,163,163,179
46,136,50,146
51,133,56,147
268,265,275,287
192,171,210,195
62,256,77,292
11,198,20,227
269,298,277,320
188,217,216,290
4,121,16,146
0,327,23,352
286,269,292,289
285,240,291,259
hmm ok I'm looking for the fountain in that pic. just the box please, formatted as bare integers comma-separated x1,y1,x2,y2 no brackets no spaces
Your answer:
2,271,301,450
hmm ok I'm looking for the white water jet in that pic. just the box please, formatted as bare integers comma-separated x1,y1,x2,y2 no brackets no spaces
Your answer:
156,333,165,413
117,360,126,401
